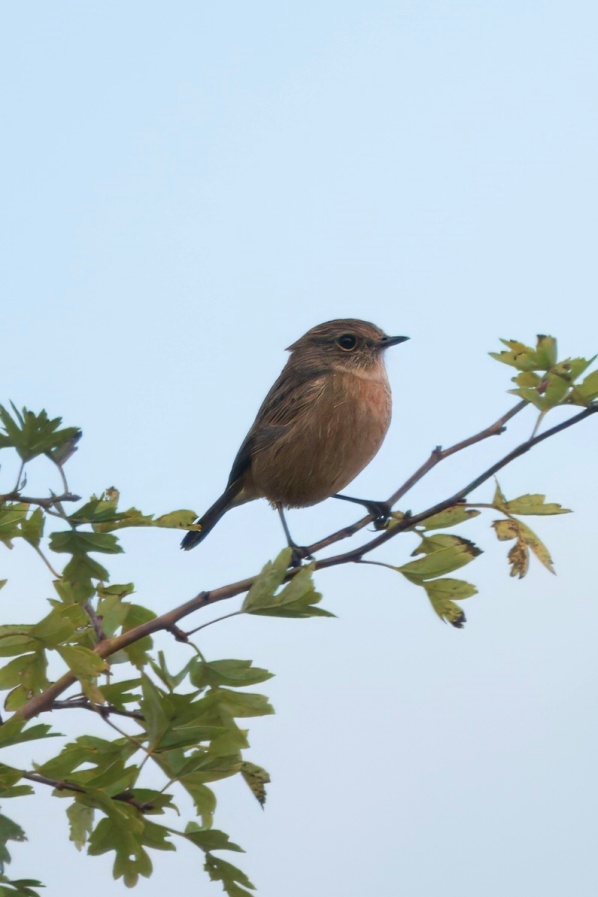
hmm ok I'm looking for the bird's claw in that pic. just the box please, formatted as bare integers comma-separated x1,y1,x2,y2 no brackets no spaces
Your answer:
289,545,314,567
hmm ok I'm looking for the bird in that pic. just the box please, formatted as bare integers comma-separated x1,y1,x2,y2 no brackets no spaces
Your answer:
181,318,408,552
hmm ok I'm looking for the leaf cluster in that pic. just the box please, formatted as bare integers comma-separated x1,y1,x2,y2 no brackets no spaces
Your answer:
490,335,598,410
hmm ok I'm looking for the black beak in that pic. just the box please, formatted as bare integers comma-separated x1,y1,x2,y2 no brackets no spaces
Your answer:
380,334,409,349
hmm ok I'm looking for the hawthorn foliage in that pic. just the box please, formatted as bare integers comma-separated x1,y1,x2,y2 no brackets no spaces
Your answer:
0,336,596,895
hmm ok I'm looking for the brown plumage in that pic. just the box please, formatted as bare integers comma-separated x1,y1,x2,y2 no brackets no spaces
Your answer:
181,319,408,550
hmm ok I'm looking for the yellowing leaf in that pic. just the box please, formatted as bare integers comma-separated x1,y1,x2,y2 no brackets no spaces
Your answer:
493,519,521,541
535,335,558,368
490,339,542,372
493,480,508,509
517,520,555,573
507,539,529,578
492,518,555,577
240,761,270,808
422,578,475,628
501,494,570,516
573,368,598,403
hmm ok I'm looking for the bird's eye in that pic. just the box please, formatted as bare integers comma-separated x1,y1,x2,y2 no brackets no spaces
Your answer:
336,333,357,351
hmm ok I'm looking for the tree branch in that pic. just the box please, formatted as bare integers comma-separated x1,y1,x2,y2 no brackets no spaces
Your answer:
51,697,144,722
15,401,597,722
22,771,154,810
0,491,81,508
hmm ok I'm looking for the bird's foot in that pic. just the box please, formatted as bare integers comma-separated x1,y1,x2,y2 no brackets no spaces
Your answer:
362,500,392,530
288,544,314,567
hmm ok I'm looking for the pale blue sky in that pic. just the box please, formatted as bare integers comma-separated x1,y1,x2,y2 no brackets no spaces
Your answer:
1,2,597,895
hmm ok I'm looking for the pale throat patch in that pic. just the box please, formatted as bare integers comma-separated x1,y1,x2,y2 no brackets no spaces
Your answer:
331,361,387,382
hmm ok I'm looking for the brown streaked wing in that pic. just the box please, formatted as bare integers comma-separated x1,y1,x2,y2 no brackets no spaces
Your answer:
225,368,327,489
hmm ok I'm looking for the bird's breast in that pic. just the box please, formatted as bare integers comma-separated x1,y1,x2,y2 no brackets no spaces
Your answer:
250,368,392,507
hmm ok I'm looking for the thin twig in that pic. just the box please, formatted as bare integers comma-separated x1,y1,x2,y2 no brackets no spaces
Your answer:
51,698,144,721
13,460,26,493
0,491,81,508
84,601,107,642
186,610,244,636
22,771,152,810
32,544,62,579
53,461,70,495
100,711,147,751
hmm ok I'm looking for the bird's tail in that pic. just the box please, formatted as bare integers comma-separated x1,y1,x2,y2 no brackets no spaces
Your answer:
181,482,243,550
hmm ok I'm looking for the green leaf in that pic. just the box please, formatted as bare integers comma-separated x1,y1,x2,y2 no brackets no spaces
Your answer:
241,549,292,612
100,678,141,709
534,334,558,368
201,688,274,720
97,582,135,599
0,719,57,749
0,874,44,897
176,751,243,784
0,505,29,546
124,790,177,815
572,368,598,403
50,531,122,556
0,765,22,789
420,506,480,530
87,807,174,887
508,386,549,411
512,370,542,388
492,338,598,408
121,604,156,668
421,578,475,628
190,659,274,690
243,562,334,618
0,652,49,699
413,533,473,554
67,801,94,850
20,508,45,547
178,777,216,825
0,630,38,658
184,824,243,853
204,854,255,897
557,355,597,380
493,480,508,508
489,338,546,372
148,652,194,690
0,404,80,462
30,605,88,648
62,554,109,598
71,496,198,533
38,735,136,781
397,538,481,583
55,646,108,678
0,765,26,793
152,510,198,529
140,676,171,746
